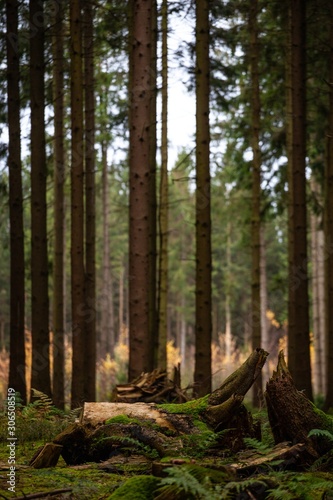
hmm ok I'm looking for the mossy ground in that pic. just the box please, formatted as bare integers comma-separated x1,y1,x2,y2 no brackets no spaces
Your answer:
1,402,333,499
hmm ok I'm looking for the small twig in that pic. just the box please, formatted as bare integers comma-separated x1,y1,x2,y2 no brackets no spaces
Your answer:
12,488,72,500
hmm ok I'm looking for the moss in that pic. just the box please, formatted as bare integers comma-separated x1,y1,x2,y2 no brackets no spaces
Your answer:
158,395,209,419
105,415,139,425
107,475,160,500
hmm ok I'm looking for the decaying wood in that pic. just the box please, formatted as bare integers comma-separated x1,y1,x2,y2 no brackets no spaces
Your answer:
265,350,333,458
10,488,72,499
29,443,63,468
208,347,269,406
232,442,307,473
31,349,268,468
111,369,187,403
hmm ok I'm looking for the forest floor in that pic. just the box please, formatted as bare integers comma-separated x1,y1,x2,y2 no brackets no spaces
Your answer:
1,404,333,500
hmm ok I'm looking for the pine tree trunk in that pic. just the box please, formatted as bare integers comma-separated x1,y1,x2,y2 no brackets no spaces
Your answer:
52,0,65,409
287,0,312,399
30,0,51,398
260,226,269,385
249,0,262,407
83,0,96,402
149,0,158,371
70,0,85,408
6,0,27,404
310,177,325,396
324,0,333,410
128,0,153,379
194,0,212,397
100,142,115,357
157,0,169,372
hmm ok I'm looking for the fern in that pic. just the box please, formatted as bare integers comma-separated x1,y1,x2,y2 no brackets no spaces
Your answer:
95,435,159,459
243,437,271,454
155,464,229,500
308,428,333,443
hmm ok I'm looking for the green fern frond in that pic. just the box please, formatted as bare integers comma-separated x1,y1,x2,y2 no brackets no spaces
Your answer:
308,428,333,442
243,437,271,453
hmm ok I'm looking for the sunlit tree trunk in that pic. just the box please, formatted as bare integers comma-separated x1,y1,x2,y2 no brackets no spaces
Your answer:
310,186,325,396
225,221,232,362
52,0,65,409
70,0,85,408
249,0,262,407
30,0,51,398
287,0,312,399
157,0,168,372
128,0,152,380
6,0,27,404
194,0,212,397
83,0,96,402
324,0,333,410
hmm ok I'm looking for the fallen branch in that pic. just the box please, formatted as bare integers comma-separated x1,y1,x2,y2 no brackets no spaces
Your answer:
11,488,72,500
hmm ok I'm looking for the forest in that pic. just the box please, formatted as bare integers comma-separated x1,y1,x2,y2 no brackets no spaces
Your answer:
1,0,333,498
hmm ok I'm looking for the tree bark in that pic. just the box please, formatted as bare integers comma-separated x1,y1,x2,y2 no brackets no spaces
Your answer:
70,0,85,408
52,0,65,410
30,0,51,398
249,0,262,407
6,0,27,404
324,0,333,411
287,0,312,399
128,0,153,379
157,0,169,372
83,0,96,402
265,351,333,458
194,0,212,397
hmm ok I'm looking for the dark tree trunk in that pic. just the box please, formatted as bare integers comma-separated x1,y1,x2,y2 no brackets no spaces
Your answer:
30,0,51,398
249,0,262,407
194,0,212,397
83,0,96,402
128,0,153,379
287,0,312,399
52,0,65,410
6,0,27,404
70,0,85,408
324,1,333,411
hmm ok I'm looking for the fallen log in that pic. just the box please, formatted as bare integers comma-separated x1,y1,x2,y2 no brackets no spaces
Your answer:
265,350,333,459
32,349,268,467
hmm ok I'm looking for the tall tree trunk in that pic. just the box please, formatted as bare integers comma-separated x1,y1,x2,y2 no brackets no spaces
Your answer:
260,226,269,385
100,142,115,358
30,0,51,398
324,0,333,409
52,0,65,409
225,221,232,362
83,0,96,402
287,0,312,399
70,0,85,408
128,0,152,380
249,0,262,407
194,0,212,397
310,200,325,396
157,0,168,372
149,0,158,371
6,0,27,404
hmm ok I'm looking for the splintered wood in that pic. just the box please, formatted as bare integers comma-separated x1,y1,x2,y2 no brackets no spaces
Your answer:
110,368,187,404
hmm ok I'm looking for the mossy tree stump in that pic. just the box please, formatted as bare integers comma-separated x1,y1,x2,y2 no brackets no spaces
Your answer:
32,349,268,467
265,351,333,459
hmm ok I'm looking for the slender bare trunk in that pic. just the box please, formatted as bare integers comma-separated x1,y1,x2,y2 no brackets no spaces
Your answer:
194,0,212,397
52,0,65,409
30,0,51,398
6,0,27,404
157,0,168,371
